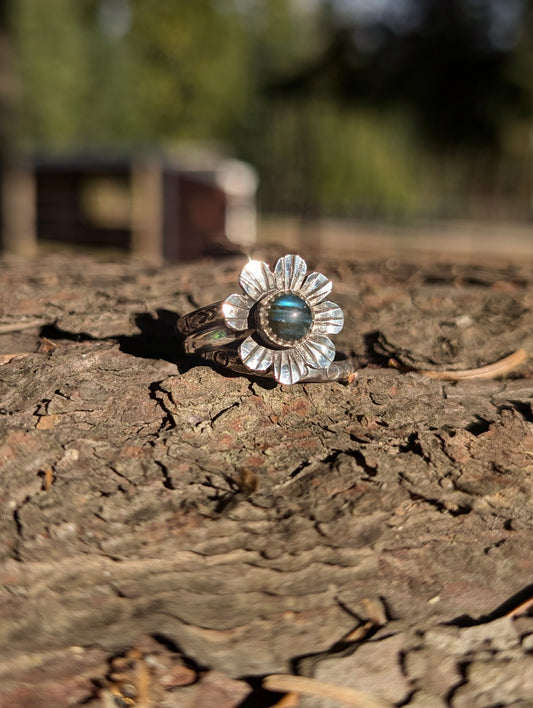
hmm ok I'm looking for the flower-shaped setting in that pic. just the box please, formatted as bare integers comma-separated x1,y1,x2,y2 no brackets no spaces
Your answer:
222,255,344,384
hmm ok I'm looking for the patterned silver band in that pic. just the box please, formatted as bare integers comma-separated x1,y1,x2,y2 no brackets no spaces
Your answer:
177,301,355,383
177,301,242,354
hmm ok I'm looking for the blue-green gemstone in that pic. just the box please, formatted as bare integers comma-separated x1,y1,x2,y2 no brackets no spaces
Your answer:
268,294,312,342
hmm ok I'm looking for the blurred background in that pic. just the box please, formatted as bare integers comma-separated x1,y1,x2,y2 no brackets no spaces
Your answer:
1,0,533,261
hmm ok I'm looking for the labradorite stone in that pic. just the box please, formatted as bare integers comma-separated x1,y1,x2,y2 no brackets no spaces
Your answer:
268,294,312,342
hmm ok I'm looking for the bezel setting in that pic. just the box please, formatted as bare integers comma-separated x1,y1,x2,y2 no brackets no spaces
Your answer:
255,290,315,348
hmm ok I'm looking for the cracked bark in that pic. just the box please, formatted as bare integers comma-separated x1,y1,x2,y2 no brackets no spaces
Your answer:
0,251,532,707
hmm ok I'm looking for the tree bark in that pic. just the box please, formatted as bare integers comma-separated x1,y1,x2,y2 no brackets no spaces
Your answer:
0,250,532,707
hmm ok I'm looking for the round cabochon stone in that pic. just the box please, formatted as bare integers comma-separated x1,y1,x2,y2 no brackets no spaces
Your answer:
267,293,313,342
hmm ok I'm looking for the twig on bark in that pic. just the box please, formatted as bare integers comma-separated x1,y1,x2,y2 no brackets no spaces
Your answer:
272,692,300,707
263,675,393,708
505,596,533,618
390,348,528,381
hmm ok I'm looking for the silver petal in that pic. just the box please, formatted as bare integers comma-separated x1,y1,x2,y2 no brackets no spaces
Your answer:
239,260,276,299
272,348,308,385
274,254,307,292
312,300,344,334
300,272,333,304
300,334,335,369
240,336,273,372
222,293,254,331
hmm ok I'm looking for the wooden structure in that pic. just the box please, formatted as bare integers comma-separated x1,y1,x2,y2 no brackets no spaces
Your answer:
0,151,258,261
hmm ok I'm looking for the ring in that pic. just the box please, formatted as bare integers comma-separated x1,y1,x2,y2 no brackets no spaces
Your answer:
178,254,353,384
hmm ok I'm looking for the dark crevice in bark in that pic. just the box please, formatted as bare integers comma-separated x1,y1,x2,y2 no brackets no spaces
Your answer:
288,459,313,479
211,401,240,425
500,400,533,423
464,415,492,436
483,538,506,554
150,633,208,674
448,583,533,627
186,293,201,310
405,489,472,517
148,380,176,431
346,448,379,477
40,323,97,342
154,459,176,491
288,449,347,480
236,677,284,708
10,496,32,561
446,667,471,708
398,432,430,462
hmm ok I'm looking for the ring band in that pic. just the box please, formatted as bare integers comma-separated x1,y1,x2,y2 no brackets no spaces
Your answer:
177,255,353,385
178,300,245,354
202,344,356,383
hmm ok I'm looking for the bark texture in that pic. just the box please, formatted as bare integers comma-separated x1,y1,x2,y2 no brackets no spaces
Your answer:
0,250,532,707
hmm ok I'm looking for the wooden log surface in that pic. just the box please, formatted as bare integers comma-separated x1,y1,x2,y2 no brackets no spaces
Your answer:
0,249,532,707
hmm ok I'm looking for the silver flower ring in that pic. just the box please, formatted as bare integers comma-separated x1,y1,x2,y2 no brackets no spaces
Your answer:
178,255,354,385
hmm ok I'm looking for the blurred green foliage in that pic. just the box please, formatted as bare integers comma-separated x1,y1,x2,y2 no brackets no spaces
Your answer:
10,0,533,219
12,0,306,147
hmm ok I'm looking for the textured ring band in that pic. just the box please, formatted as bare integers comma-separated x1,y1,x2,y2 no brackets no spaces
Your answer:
177,254,353,385
178,300,245,354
